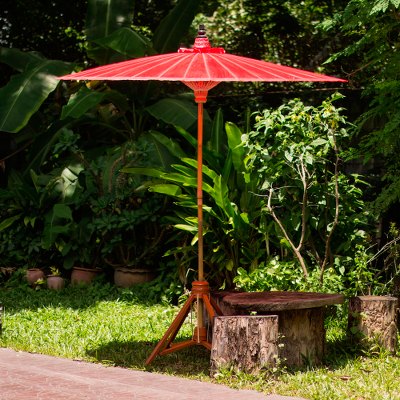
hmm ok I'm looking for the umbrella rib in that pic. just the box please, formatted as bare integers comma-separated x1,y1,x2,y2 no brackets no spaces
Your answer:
207,54,243,80
217,55,295,81
62,53,187,80
225,54,341,81
151,54,194,79
201,53,212,80
109,54,185,79
181,55,201,80
207,54,279,81
229,56,287,80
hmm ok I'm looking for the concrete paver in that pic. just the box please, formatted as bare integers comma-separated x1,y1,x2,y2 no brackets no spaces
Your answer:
0,348,306,400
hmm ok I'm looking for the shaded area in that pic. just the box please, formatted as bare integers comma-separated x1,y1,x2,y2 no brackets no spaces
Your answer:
0,278,164,312
86,339,211,376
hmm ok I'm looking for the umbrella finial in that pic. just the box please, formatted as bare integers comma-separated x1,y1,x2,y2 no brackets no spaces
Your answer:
197,24,207,38
178,24,225,54
193,24,211,50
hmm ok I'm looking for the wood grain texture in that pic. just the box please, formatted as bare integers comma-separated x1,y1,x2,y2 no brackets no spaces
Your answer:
348,295,399,353
210,315,279,375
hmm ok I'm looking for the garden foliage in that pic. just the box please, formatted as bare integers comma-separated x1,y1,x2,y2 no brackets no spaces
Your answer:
323,0,400,215
126,95,372,291
0,0,395,296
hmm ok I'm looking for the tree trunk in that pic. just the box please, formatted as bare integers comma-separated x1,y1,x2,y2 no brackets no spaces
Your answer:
348,295,398,353
210,315,278,376
0,304,3,334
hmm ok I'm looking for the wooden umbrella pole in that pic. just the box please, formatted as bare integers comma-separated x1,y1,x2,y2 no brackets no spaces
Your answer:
197,101,204,282
196,101,205,339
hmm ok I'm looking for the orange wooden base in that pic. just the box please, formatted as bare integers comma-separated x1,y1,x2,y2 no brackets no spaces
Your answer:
145,281,222,365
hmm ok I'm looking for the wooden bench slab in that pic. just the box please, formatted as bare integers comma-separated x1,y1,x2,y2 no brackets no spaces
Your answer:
221,291,344,312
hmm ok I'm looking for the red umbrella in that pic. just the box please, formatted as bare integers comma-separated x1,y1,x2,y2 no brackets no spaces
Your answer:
59,25,346,364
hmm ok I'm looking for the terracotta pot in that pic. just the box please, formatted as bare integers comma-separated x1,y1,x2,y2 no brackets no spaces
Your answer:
47,275,65,290
114,267,157,288
26,268,45,286
71,267,102,285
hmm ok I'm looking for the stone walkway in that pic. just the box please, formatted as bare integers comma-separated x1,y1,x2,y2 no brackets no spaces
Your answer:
0,348,307,400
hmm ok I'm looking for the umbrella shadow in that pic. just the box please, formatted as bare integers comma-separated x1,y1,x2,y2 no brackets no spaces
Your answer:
86,339,211,376
89,335,394,378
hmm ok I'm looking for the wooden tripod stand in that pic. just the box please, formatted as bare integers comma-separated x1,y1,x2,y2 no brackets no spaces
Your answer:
145,280,222,365
145,96,223,365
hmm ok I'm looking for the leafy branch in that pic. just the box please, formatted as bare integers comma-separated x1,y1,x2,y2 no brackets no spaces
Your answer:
244,94,368,284
264,182,309,278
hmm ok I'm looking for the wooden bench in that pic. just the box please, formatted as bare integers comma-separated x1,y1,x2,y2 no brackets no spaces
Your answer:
213,291,344,367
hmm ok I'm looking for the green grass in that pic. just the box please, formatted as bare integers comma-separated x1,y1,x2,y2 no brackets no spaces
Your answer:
1,282,400,399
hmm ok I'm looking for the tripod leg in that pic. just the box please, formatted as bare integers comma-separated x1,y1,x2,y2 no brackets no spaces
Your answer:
209,295,224,316
145,294,195,365
202,294,217,320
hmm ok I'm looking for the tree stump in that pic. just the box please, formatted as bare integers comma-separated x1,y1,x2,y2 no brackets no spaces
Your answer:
210,315,279,376
276,308,326,366
348,295,399,353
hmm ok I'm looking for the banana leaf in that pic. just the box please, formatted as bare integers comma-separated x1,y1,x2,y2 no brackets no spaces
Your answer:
209,108,225,154
61,86,107,120
146,98,204,130
0,57,73,133
153,0,201,53
149,184,182,197
0,47,43,72
93,27,151,60
226,122,246,172
85,0,135,64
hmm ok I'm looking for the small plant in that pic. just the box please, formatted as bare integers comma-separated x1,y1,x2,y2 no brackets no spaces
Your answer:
367,222,400,296
33,278,46,290
49,266,61,276
46,267,65,291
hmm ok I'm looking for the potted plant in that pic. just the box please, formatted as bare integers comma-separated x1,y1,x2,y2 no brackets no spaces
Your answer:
71,265,103,285
26,267,45,286
99,214,164,288
92,195,165,288
70,253,104,285
80,142,167,288
47,266,65,290
42,205,104,285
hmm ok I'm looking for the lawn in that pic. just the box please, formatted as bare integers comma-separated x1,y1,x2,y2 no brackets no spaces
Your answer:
1,282,399,400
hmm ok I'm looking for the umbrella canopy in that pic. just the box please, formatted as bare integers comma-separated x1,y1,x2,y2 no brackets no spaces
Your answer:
60,25,346,102
60,47,345,83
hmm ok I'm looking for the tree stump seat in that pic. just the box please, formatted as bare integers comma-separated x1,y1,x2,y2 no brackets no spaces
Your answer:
212,291,344,367
348,295,399,353
210,315,279,375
